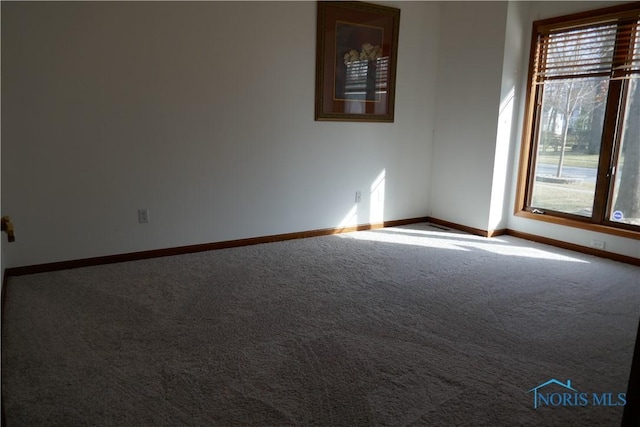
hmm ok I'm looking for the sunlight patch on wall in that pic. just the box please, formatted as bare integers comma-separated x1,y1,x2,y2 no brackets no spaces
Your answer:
489,86,515,231
370,169,386,224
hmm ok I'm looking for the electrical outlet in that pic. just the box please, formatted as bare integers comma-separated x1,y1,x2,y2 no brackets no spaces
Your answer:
589,240,605,250
138,208,149,223
355,191,362,203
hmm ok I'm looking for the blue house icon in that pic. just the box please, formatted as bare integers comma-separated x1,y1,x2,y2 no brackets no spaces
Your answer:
528,379,577,409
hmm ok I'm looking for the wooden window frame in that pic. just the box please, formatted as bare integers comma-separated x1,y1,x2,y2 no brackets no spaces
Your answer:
515,2,640,241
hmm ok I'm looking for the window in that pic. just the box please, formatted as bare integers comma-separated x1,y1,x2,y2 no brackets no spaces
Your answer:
516,3,640,238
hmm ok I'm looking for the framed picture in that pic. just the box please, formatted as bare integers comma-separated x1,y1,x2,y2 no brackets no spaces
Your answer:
315,1,400,122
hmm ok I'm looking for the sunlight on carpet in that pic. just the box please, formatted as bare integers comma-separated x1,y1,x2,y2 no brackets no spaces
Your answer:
341,226,590,263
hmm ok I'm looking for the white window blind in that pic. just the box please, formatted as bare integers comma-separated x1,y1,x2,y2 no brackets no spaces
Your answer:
534,18,640,83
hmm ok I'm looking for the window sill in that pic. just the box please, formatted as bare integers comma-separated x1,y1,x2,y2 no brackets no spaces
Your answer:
514,210,640,241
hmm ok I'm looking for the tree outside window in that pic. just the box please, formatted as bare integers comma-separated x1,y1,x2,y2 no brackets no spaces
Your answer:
517,3,640,234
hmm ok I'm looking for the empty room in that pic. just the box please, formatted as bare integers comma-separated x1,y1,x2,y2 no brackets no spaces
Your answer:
1,1,639,425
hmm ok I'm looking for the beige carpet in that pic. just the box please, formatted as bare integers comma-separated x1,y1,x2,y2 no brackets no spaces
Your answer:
2,223,639,425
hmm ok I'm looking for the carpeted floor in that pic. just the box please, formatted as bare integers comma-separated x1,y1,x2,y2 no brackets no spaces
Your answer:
2,223,639,426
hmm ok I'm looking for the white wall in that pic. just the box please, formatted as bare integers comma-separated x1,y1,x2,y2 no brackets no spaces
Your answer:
506,1,640,259
487,0,529,232
3,1,638,268
430,1,509,232
1,1,440,268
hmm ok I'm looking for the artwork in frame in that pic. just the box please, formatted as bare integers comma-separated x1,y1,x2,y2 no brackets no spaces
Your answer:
315,1,400,122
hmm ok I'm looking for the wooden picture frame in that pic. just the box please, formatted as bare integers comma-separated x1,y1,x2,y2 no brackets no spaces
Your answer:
315,1,400,122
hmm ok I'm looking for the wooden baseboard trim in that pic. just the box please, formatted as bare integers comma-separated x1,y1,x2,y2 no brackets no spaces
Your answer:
383,217,431,228
488,228,508,238
506,229,640,266
425,217,489,236
5,217,430,277
5,215,637,276
426,217,638,265
425,217,507,238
